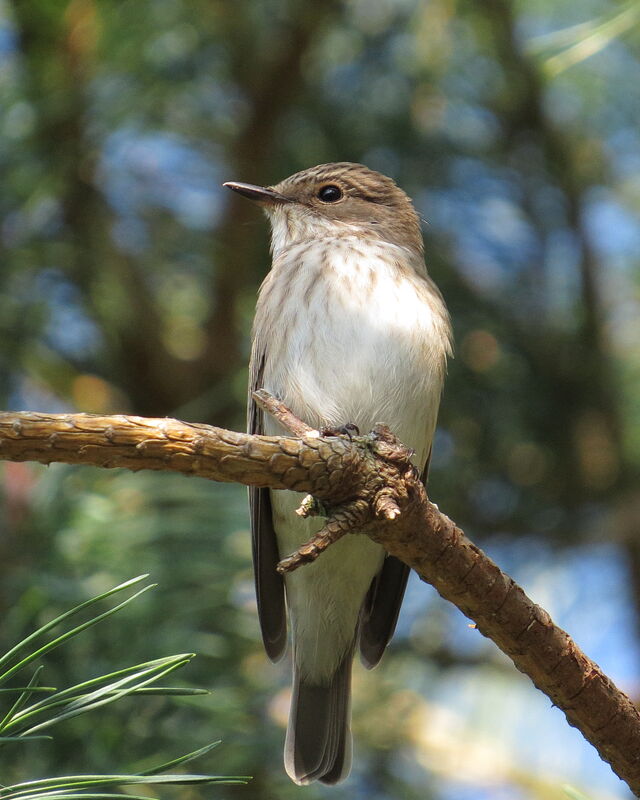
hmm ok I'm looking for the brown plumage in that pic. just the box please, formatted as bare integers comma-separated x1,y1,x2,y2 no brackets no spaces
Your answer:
224,162,452,784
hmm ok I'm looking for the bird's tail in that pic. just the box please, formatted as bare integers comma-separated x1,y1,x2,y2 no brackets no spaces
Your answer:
284,652,353,785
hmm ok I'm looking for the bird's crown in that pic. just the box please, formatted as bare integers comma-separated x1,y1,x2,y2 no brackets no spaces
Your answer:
267,162,423,254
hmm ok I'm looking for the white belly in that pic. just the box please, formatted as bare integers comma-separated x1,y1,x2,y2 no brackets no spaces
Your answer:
256,235,450,681
269,488,385,682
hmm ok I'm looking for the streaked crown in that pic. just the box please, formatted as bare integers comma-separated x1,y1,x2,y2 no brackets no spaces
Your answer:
267,162,424,255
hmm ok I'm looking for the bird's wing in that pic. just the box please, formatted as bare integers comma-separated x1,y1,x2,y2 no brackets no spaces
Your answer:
248,349,287,662
359,449,431,668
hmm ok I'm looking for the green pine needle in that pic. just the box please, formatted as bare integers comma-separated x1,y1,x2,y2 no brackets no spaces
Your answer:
0,577,251,795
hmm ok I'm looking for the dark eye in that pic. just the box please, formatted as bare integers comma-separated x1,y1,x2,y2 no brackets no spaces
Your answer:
317,184,343,203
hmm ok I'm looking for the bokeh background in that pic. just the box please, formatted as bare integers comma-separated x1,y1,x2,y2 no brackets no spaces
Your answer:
1,0,640,798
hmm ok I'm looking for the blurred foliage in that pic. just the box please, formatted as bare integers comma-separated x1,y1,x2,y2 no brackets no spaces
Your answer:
1,0,639,797
0,576,247,798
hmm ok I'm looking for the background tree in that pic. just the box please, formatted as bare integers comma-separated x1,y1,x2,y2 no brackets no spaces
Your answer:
1,0,639,797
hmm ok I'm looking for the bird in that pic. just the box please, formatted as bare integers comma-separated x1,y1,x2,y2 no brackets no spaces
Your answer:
224,162,452,785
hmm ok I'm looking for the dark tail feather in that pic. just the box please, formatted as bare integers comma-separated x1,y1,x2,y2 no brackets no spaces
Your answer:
284,653,353,785
360,556,410,669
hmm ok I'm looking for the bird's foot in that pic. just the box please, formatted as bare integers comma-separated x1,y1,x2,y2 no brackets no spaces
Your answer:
295,425,360,521
320,422,360,440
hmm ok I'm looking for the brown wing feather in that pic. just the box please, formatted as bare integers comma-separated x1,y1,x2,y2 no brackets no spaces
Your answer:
248,351,287,662
359,449,431,668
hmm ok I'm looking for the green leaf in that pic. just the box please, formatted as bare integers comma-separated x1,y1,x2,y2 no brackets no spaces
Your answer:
0,578,248,795
0,577,152,686
8,655,194,735
0,666,46,731
140,740,222,775
1,771,249,800
0,736,52,743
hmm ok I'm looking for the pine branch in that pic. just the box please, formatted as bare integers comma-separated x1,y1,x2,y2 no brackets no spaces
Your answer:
0,398,639,794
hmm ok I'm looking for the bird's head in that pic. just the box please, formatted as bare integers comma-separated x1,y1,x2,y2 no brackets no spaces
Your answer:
224,162,423,256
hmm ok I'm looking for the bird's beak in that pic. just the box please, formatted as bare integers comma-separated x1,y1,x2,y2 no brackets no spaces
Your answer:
223,181,291,205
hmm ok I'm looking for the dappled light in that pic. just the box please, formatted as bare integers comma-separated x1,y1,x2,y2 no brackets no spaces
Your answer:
1,0,639,797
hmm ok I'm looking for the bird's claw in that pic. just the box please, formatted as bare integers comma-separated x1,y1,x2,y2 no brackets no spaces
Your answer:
320,422,360,440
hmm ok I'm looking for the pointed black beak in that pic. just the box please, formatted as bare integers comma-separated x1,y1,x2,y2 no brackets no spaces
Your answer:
223,181,291,205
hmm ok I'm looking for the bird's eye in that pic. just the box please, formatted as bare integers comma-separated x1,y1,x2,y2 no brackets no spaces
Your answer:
317,184,343,203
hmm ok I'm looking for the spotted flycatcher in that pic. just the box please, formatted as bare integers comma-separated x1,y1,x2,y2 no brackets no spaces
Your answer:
224,163,452,784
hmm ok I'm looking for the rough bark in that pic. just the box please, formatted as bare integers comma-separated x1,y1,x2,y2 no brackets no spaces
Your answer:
0,403,639,794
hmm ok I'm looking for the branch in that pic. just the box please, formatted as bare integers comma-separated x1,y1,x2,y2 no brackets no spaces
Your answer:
0,403,639,794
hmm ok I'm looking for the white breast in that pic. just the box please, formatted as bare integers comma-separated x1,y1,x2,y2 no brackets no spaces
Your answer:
257,235,451,466
253,234,451,681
